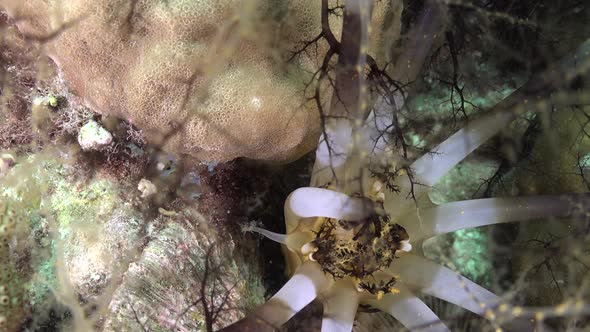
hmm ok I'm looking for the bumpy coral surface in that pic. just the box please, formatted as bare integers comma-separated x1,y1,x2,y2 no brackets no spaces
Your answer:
0,0,395,162
0,201,28,331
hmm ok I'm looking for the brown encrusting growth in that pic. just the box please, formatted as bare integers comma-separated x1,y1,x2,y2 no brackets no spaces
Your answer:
0,13,37,150
198,160,271,232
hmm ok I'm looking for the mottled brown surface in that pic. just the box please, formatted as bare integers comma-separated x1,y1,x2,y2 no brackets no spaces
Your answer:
0,0,327,162
0,13,37,150
0,0,399,162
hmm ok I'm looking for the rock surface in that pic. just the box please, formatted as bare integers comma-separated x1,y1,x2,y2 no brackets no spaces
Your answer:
0,149,266,331
77,120,113,151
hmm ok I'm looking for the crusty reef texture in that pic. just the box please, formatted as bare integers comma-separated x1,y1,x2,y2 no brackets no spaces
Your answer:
1,0,396,162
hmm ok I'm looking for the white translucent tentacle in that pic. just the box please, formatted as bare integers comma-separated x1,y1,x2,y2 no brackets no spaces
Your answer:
385,110,515,215
366,284,449,332
402,193,590,242
410,111,514,188
252,261,330,327
284,187,373,232
244,226,287,244
363,102,396,160
312,119,353,188
320,281,360,332
387,253,498,316
244,225,315,254
382,39,590,215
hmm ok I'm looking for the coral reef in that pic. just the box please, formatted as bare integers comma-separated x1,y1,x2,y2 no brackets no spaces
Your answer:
0,147,268,331
0,0,396,162
0,1,589,332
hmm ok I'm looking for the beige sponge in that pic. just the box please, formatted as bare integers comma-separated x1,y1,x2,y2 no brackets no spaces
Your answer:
1,0,398,162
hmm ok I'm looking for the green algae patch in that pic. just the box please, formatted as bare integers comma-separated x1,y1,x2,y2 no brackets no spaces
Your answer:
451,228,492,286
425,156,497,287
428,156,499,205
0,149,144,329
27,253,57,306
0,152,62,331
409,62,517,119
50,176,120,237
